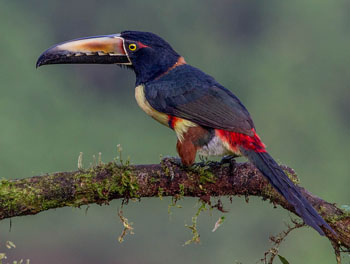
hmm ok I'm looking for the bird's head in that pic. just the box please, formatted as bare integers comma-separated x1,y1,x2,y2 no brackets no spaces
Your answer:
36,31,183,84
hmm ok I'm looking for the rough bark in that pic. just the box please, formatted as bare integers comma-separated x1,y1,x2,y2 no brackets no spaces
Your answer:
0,159,349,251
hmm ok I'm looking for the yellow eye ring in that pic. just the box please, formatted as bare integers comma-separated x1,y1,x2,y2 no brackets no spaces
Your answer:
129,43,137,51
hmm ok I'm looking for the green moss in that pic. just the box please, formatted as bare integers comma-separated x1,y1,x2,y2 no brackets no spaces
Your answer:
179,184,185,197
262,184,275,199
0,176,67,214
0,159,141,217
149,177,160,184
116,166,139,197
0,179,23,212
326,211,350,224
189,164,215,185
199,170,215,185
160,159,171,177
157,187,164,200
283,169,300,184
167,184,185,215
72,171,96,205
184,201,207,245
163,166,170,177
74,162,140,204
0,179,15,197
168,196,183,215
316,205,350,229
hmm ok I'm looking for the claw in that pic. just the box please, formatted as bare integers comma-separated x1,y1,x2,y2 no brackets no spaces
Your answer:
220,155,238,165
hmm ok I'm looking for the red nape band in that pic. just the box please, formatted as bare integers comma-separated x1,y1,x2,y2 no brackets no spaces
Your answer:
217,129,266,153
155,57,187,80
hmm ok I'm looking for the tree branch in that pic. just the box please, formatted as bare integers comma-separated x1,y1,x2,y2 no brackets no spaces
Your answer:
0,159,349,251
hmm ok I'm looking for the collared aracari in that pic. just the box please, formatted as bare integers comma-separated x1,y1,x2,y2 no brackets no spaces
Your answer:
37,31,335,236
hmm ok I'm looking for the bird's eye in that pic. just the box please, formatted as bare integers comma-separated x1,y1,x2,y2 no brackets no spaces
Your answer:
129,43,137,51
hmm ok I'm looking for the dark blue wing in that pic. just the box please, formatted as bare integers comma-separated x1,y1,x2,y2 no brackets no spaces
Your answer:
145,65,255,136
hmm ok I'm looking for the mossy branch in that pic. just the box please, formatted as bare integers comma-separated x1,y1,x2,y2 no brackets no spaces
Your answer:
0,159,349,252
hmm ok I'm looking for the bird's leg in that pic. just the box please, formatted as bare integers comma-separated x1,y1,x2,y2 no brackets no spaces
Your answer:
220,155,240,173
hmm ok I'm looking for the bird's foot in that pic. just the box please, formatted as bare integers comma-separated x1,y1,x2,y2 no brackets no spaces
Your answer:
198,155,218,167
220,155,238,167
161,156,182,180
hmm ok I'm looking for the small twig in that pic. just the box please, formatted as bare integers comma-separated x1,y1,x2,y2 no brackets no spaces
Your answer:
332,241,342,264
262,218,305,264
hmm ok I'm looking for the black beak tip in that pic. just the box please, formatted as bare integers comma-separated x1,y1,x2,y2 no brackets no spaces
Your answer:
36,53,46,68
36,59,42,69
36,50,60,68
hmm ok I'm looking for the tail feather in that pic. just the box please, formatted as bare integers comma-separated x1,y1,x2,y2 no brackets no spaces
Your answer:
241,147,334,236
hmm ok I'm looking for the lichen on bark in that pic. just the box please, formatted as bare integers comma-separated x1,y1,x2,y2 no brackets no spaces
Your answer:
0,159,349,255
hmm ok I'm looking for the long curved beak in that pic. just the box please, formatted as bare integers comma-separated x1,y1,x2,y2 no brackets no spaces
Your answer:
36,34,130,68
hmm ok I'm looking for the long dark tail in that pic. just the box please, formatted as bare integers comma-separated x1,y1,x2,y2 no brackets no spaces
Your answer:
241,147,334,236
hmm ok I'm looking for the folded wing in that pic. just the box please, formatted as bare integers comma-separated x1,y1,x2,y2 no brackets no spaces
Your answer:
145,65,255,136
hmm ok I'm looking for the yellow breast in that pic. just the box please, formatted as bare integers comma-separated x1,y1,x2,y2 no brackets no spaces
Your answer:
134,85,197,141
135,85,169,126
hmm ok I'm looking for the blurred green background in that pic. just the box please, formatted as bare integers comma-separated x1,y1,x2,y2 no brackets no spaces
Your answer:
0,0,349,263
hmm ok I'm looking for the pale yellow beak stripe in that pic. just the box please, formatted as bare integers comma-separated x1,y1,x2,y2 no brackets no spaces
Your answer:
56,36,126,55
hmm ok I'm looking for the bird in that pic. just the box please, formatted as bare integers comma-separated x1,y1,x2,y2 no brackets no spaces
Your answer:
37,30,335,236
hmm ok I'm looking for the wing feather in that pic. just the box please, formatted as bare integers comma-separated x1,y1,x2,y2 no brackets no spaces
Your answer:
145,65,255,136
